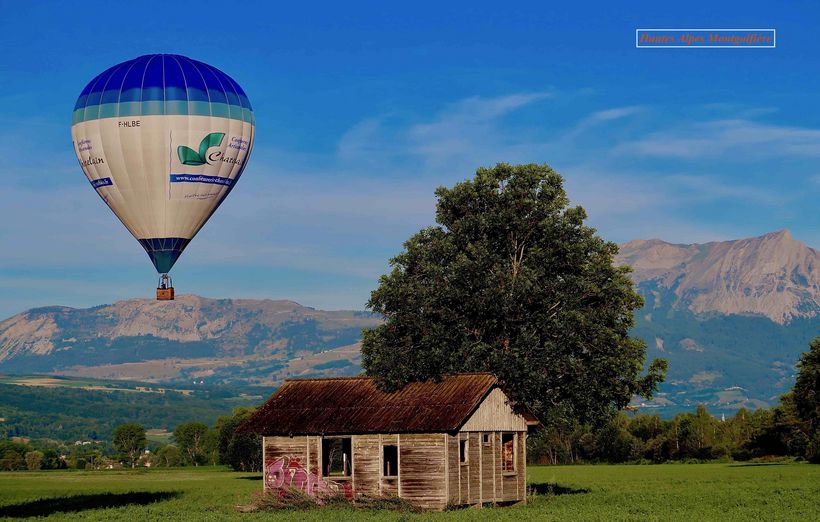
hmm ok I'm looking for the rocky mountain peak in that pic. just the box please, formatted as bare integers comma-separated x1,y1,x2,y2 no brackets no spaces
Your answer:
616,230,819,324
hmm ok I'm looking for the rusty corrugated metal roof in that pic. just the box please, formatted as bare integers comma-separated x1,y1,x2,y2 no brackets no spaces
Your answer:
239,373,498,435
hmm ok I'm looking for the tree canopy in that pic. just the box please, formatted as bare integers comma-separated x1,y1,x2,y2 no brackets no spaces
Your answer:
111,423,146,468
174,422,210,466
794,338,820,431
215,407,261,472
362,163,666,425
792,337,820,462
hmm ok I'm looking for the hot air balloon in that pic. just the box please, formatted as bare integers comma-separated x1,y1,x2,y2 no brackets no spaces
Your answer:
71,54,254,300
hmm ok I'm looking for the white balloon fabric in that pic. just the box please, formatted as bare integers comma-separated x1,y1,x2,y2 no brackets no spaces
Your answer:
71,54,255,273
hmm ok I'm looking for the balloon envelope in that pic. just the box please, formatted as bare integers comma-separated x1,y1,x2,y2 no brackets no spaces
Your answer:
71,54,255,273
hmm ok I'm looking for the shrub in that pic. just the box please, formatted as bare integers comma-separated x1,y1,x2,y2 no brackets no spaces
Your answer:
25,451,43,471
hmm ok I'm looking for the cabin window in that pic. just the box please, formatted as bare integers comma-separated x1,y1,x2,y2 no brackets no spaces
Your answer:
322,437,352,477
482,433,491,445
502,433,516,472
459,439,468,464
382,445,398,477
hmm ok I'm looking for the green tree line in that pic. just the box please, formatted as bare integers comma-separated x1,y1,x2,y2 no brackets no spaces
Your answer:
0,381,259,442
0,407,261,472
529,338,820,464
111,407,261,470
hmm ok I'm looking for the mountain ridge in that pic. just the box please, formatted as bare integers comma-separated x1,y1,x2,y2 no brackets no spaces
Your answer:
0,295,381,385
0,230,817,415
615,229,819,324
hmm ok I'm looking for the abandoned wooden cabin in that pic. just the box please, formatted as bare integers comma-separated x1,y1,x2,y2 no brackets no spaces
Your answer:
240,373,539,510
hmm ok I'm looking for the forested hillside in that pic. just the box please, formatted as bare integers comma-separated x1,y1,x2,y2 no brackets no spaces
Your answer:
0,377,265,441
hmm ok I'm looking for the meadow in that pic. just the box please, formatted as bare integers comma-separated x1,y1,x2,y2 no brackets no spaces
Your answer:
0,463,817,521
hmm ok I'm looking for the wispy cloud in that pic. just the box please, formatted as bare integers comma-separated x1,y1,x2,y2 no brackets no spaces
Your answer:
662,174,789,206
564,105,645,141
614,119,820,159
585,106,645,124
406,92,553,169
337,116,389,161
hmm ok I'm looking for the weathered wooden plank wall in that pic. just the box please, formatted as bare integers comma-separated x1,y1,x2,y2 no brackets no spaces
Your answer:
262,436,308,493
352,435,380,496
493,432,501,501
468,432,481,504
446,434,460,505
263,436,307,468
306,436,320,475
397,433,447,510
264,430,526,506
461,388,528,432
481,432,495,502
458,433,469,502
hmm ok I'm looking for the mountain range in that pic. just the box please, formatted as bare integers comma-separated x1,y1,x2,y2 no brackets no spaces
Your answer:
616,229,818,324
614,230,818,413
0,297,381,385
0,230,817,416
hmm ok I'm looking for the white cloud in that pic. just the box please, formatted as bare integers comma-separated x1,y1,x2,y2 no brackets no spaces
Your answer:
615,118,820,159
337,116,388,160
563,105,645,142
662,174,789,206
406,92,553,169
586,106,645,124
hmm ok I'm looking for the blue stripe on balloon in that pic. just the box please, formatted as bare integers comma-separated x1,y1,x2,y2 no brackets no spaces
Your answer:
72,54,253,124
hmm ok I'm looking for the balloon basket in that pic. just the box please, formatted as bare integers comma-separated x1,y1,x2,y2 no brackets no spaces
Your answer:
156,274,175,301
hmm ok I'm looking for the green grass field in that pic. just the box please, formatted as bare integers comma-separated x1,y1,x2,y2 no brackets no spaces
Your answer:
0,463,817,521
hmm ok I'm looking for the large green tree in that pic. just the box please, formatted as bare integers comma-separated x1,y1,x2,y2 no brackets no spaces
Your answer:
793,338,820,432
174,422,209,466
154,444,182,467
216,407,261,472
112,423,146,468
362,163,666,425
793,337,820,462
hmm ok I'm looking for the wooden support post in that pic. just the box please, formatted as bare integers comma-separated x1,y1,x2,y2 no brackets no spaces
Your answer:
457,434,462,504
492,431,497,503
378,433,383,496
305,435,310,480
443,433,449,504
262,436,266,492
351,436,355,492
478,433,483,507
465,434,469,504
523,432,528,501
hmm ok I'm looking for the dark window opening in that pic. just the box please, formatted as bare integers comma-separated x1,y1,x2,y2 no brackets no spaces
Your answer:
482,433,491,445
382,445,398,477
502,433,516,472
459,439,468,464
322,437,352,477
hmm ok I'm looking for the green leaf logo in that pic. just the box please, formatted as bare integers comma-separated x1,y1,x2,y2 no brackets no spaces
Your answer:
177,132,225,166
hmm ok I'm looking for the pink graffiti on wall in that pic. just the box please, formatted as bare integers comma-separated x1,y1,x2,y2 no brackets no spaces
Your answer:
264,456,353,498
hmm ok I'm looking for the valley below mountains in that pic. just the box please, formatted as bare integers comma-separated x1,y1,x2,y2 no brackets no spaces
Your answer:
0,230,817,416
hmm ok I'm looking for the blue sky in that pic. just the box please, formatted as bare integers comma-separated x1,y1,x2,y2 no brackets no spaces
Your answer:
1,1,818,318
